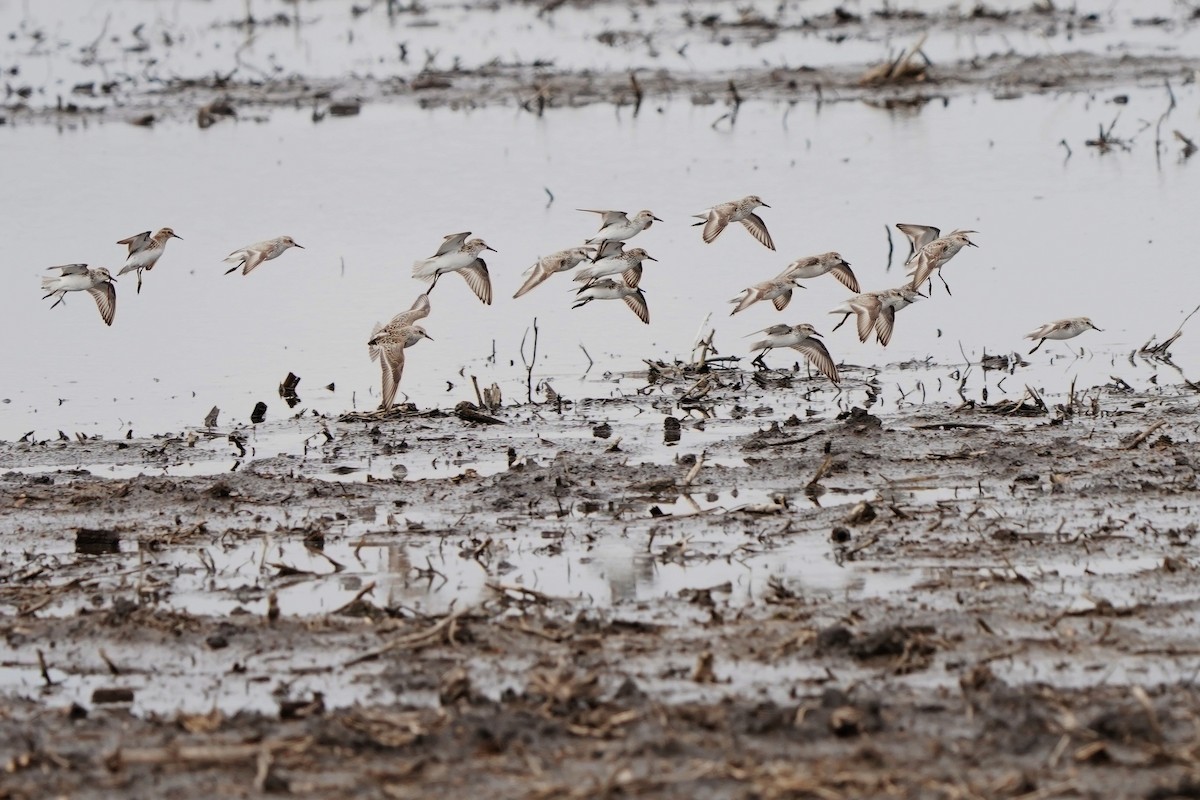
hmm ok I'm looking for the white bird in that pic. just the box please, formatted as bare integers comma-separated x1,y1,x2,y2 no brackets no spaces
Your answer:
369,294,432,364
223,236,304,276
116,227,181,294
572,279,650,324
513,247,595,299
692,195,774,250
572,247,656,287
41,264,118,326
829,287,924,346
579,209,661,245
748,323,840,384
729,274,805,316
1026,317,1101,354
896,224,978,294
780,251,859,292
411,232,495,305
367,324,433,410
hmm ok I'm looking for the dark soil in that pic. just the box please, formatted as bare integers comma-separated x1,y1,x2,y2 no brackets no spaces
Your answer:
3,371,1200,798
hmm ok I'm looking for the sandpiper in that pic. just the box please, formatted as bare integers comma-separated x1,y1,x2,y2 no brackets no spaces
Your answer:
572,279,650,324
369,294,432,364
693,196,774,250
573,247,656,287
1026,317,1101,354
729,274,805,316
589,240,627,262
41,264,117,326
513,247,595,299
223,236,304,276
579,209,661,245
780,251,859,292
829,287,924,346
896,223,942,261
367,324,433,410
116,227,181,294
897,224,978,294
412,232,495,305
748,323,839,384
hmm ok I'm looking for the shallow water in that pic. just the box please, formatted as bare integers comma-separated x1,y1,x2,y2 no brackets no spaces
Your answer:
3,79,1196,442
0,486,1181,713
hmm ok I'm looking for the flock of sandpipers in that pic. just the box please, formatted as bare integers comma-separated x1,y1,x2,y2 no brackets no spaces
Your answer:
40,198,1101,411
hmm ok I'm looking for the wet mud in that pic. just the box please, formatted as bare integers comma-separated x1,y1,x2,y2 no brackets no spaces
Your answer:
3,366,1200,797
6,1,1200,796
2,1,1196,127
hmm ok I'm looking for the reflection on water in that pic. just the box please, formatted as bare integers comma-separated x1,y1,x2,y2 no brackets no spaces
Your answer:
1,456,1189,712
2,90,1198,439
3,477,1180,625
1,9,1197,442
4,521,915,621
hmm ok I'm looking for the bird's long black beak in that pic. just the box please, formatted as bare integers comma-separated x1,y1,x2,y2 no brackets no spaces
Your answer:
295,243,305,249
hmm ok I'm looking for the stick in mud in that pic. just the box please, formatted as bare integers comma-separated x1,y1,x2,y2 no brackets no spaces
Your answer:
1154,78,1176,169
344,607,470,667
629,71,642,116
520,317,539,404
1119,420,1166,450
37,649,54,687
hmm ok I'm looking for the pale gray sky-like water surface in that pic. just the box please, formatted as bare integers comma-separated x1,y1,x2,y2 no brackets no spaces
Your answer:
1,88,1197,439
1,0,1197,440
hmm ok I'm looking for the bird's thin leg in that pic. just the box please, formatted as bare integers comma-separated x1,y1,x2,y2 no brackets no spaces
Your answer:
1028,338,1045,355
752,352,768,370
427,272,441,294
831,313,850,332
49,295,65,310
938,272,952,296
136,271,143,294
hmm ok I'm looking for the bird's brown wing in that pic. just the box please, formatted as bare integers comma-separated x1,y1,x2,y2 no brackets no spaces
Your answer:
460,259,493,305
740,213,775,251
87,282,117,326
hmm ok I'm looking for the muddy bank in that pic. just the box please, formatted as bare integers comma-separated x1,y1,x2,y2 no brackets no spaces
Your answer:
3,377,1200,796
7,679,1200,797
10,49,1191,127
2,1,1196,126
